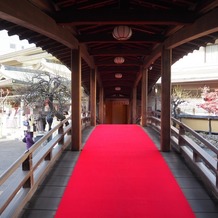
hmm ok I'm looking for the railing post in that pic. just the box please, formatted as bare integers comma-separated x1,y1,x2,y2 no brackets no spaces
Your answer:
58,123,64,148
178,125,186,147
67,120,71,135
193,152,201,162
216,177,218,188
216,164,218,188
22,153,33,188
44,152,51,161
208,118,212,135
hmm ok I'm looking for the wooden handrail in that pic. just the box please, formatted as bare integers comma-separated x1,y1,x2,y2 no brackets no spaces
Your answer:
0,115,90,218
172,118,218,155
147,115,218,199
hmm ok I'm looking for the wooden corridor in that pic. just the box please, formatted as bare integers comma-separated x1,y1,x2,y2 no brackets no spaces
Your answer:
18,126,218,218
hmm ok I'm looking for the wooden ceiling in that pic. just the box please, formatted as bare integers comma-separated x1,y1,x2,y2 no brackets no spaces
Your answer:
0,0,218,100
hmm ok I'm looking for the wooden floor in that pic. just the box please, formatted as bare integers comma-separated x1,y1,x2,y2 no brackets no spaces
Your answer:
18,126,218,218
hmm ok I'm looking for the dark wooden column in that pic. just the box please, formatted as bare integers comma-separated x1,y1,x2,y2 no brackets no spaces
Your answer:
128,99,132,124
161,46,172,152
99,86,104,124
141,67,148,127
71,47,81,151
90,68,96,126
132,86,137,123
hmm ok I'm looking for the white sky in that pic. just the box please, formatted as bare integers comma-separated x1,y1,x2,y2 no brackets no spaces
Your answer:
0,30,35,55
172,47,206,69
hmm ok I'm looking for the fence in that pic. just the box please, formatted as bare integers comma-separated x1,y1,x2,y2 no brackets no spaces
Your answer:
147,114,218,201
0,115,90,218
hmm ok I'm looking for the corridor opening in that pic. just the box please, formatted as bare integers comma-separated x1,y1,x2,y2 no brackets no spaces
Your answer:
105,99,129,124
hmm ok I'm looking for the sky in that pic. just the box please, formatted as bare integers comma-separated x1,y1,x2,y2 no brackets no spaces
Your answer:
0,30,35,55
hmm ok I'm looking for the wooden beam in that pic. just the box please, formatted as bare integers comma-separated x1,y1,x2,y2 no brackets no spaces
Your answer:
90,49,150,57
99,75,138,82
80,44,95,69
143,8,218,71
165,7,218,49
134,71,142,87
96,62,140,67
98,67,139,73
0,0,95,68
78,34,163,43
0,0,78,48
103,81,134,87
197,0,218,13
143,45,162,69
27,0,56,13
55,8,195,25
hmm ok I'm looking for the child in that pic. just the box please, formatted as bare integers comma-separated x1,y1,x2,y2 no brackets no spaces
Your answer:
25,131,34,150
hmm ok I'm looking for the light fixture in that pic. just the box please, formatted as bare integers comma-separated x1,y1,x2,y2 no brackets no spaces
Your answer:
112,26,132,40
149,62,154,70
115,87,121,91
115,73,122,79
149,65,153,70
114,56,125,64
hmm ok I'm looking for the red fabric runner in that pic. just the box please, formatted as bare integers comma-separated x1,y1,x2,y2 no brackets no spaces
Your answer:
55,124,195,218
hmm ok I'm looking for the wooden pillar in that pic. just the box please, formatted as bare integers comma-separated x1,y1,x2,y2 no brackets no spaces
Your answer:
128,98,133,124
161,46,172,152
71,47,81,151
90,68,96,126
99,86,104,124
132,86,137,124
141,67,148,126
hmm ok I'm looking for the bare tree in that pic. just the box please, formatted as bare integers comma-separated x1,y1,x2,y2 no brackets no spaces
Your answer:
15,71,71,121
171,85,191,118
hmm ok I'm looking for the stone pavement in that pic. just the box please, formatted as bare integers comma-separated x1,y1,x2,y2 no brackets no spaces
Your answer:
0,117,62,176
0,127,26,176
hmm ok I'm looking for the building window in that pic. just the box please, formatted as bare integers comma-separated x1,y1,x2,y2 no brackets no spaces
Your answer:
205,44,218,63
10,43,16,49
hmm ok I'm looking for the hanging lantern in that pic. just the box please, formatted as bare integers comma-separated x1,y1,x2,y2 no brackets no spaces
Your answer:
114,56,125,64
115,87,121,91
115,73,122,79
112,26,132,40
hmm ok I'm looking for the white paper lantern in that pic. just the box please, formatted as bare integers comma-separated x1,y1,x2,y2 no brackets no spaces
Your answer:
114,57,125,64
112,26,132,40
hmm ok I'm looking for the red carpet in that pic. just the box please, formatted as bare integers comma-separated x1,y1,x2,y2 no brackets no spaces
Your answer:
55,125,195,218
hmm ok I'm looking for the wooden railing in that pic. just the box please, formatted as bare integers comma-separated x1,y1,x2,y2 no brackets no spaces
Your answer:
0,115,90,218
147,114,218,200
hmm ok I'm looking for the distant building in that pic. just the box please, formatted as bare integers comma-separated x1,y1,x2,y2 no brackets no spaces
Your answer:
152,44,218,115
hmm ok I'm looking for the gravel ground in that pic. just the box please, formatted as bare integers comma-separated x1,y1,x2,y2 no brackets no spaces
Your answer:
189,132,218,148
186,131,218,160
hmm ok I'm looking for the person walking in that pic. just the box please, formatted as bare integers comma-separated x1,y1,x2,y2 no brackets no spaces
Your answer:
46,112,53,131
25,131,34,150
